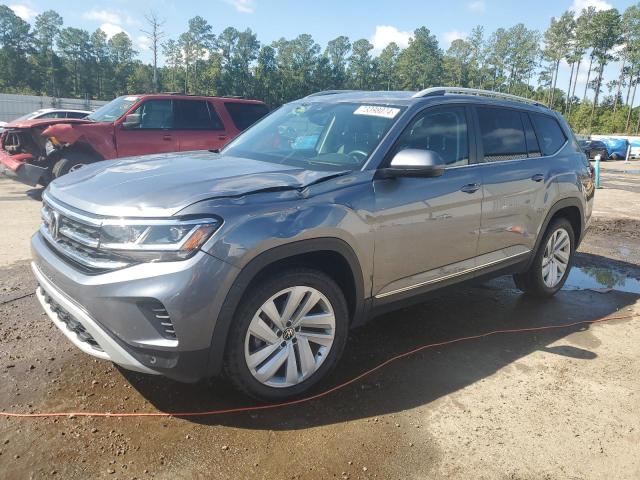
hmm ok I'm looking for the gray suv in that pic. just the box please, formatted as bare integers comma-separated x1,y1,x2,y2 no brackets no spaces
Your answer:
31,88,595,400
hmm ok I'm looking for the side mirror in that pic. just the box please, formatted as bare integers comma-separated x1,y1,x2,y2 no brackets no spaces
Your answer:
121,113,141,129
377,149,446,179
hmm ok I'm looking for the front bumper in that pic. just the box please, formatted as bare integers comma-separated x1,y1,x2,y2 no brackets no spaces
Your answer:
31,231,240,382
33,262,157,374
0,150,47,186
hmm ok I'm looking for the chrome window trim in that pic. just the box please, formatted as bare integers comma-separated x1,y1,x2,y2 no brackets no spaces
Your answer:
375,250,530,299
477,141,568,165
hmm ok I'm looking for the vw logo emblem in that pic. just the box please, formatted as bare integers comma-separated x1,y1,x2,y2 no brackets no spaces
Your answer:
282,327,295,341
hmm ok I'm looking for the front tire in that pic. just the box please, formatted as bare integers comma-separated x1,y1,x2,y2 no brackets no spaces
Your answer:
513,218,575,297
225,268,349,401
52,151,96,178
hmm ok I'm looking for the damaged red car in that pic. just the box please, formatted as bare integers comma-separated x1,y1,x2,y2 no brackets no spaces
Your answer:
0,93,269,186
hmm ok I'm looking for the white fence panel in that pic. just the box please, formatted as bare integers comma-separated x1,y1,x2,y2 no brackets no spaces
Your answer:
0,93,108,122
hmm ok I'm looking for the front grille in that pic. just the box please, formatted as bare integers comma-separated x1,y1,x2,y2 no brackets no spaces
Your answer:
40,286,103,352
40,195,130,271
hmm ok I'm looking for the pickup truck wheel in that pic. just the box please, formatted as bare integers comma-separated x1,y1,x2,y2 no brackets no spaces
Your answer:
513,218,575,297
52,151,96,178
225,268,349,401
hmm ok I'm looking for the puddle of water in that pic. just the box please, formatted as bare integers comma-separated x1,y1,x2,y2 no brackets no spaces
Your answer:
564,267,640,294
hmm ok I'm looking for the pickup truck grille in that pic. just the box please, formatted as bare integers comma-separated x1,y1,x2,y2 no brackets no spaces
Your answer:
40,195,130,271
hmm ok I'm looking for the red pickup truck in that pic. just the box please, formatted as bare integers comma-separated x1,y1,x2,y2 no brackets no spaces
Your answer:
0,94,269,186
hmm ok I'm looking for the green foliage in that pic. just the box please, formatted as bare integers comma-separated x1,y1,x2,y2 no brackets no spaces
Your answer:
396,27,442,90
0,6,639,134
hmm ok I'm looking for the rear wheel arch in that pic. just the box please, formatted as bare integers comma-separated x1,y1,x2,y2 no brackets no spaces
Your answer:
526,198,584,270
206,238,367,376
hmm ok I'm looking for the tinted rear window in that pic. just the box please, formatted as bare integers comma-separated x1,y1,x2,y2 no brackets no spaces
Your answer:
224,102,269,131
174,100,223,130
530,113,567,156
477,107,527,161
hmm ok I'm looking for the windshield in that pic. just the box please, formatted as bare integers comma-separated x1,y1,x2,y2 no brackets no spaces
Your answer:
87,96,139,122
222,102,404,170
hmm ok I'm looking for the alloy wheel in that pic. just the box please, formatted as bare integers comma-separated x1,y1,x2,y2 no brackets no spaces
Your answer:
542,227,571,288
244,286,336,388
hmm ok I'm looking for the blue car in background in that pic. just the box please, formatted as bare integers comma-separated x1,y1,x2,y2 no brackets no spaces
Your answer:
599,137,629,160
630,139,640,159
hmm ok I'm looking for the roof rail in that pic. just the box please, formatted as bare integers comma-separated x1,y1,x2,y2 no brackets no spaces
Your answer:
305,90,359,98
413,87,544,107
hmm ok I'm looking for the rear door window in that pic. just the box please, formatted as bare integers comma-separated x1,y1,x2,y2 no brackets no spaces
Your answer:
224,102,269,131
530,113,567,156
174,100,223,130
477,107,527,162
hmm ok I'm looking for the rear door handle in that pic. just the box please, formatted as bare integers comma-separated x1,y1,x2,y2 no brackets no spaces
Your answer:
531,173,545,182
461,183,481,194
218,135,228,141
162,135,172,141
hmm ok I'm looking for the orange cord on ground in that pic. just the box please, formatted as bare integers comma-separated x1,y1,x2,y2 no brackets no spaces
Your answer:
1,313,636,419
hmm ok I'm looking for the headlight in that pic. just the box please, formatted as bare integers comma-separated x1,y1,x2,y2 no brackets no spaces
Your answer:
98,217,221,262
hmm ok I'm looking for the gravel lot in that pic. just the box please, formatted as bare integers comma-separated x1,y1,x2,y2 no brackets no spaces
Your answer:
1,162,639,479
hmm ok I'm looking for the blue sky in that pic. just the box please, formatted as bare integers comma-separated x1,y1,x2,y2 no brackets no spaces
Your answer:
3,0,639,102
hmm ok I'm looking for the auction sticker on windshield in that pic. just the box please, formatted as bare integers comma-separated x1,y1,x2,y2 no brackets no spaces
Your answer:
353,105,401,119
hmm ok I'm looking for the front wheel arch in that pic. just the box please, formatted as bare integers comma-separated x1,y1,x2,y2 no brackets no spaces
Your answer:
205,238,367,377
51,148,102,178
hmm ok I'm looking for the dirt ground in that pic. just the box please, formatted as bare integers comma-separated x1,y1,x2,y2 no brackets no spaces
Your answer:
1,162,640,479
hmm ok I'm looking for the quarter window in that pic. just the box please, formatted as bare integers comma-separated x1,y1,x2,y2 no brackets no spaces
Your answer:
174,100,223,130
477,107,527,162
393,106,469,167
530,113,567,156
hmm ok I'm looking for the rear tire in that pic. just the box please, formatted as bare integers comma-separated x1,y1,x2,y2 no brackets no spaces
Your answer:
225,268,349,401
52,151,97,178
513,218,575,298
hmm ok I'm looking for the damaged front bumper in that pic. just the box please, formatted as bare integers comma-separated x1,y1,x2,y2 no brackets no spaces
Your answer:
0,150,48,186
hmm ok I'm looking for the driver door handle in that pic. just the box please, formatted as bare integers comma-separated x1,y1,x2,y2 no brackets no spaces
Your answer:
461,183,481,194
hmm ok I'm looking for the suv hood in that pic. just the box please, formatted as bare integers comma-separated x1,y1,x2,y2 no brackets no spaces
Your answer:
47,150,348,217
